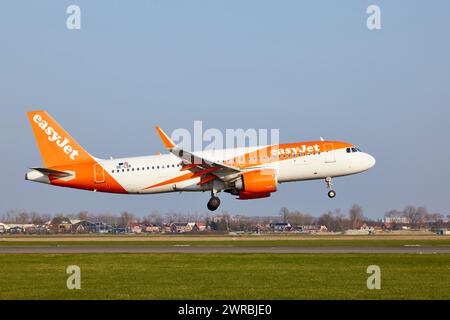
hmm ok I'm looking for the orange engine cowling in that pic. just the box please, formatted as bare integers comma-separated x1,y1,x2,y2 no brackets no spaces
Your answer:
238,191,271,200
235,169,277,199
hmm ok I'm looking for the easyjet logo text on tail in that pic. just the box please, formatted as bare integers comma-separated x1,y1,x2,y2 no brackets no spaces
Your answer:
33,114,79,160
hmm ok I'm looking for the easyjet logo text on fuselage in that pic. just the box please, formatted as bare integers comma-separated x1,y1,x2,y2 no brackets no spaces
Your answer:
271,144,320,156
33,114,79,160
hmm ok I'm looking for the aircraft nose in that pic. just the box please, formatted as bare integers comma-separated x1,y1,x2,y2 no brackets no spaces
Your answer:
366,153,376,169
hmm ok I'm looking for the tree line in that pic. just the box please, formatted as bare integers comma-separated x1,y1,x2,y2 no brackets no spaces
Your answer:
0,205,449,232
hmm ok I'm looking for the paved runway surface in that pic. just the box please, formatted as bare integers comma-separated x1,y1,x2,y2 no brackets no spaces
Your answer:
1,246,450,254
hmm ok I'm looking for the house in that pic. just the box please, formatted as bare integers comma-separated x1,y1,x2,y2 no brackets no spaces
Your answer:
0,223,37,234
345,224,375,235
436,229,450,236
95,222,114,234
293,225,325,233
383,216,410,230
162,224,172,233
384,216,410,224
110,227,129,234
71,220,98,233
128,223,142,234
143,224,162,233
47,217,72,233
170,223,193,233
195,223,207,232
270,222,292,232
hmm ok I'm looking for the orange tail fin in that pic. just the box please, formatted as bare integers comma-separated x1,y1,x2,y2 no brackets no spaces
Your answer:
27,110,94,168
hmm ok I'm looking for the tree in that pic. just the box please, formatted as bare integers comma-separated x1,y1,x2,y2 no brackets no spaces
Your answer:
287,211,314,226
402,205,417,228
318,209,349,232
415,207,428,229
349,204,364,229
334,209,349,231
30,212,47,225
77,211,89,221
119,211,136,228
429,213,444,229
279,207,289,223
318,211,335,231
16,211,30,224
209,221,218,231
402,206,428,229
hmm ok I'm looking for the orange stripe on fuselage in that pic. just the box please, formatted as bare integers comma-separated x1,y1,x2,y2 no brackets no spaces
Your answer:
143,168,221,191
49,160,128,194
224,141,352,168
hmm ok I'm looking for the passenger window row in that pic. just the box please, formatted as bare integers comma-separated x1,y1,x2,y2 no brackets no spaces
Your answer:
111,151,323,173
112,164,181,174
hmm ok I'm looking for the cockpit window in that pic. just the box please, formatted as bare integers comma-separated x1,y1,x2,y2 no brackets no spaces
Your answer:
347,147,362,153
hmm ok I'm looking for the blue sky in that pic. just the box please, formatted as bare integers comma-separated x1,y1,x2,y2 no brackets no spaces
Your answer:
1,1,449,218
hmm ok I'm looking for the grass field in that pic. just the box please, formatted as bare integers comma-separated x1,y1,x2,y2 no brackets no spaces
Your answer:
1,253,449,300
2,234,450,247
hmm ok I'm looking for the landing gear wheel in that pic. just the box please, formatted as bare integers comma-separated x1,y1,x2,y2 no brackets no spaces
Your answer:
325,177,336,198
207,196,221,211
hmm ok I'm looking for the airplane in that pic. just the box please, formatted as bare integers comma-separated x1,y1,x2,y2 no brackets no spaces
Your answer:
25,110,376,211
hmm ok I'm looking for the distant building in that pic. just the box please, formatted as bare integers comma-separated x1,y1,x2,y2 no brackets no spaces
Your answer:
292,225,328,233
47,217,72,233
436,229,450,236
95,222,114,234
195,223,207,232
143,224,161,233
345,224,375,235
187,222,197,231
270,222,292,232
71,220,97,233
170,223,193,233
383,216,410,230
129,223,143,234
0,223,37,233
384,216,410,224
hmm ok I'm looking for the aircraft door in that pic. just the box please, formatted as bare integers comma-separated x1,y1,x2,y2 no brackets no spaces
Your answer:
94,163,105,183
323,143,336,163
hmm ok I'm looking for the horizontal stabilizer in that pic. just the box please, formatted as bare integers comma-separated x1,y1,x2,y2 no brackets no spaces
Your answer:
30,167,72,177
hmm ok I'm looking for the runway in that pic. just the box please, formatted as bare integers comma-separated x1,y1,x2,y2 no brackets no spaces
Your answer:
1,245,450,254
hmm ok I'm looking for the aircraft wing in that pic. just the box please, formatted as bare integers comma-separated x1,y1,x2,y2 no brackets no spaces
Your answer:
155,126,242,185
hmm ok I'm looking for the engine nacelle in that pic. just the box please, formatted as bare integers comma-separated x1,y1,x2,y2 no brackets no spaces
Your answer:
235,169,278,197
238,191,271,200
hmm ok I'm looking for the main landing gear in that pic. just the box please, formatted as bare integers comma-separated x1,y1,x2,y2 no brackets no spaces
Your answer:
207,190,221,211
325,177,336,199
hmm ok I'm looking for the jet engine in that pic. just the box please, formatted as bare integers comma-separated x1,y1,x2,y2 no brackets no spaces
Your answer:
234,169,277,199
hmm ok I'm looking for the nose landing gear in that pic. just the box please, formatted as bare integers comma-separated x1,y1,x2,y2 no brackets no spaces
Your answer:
325,177,336,198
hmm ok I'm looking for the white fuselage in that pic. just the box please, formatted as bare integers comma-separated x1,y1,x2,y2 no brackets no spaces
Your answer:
98,145,375,194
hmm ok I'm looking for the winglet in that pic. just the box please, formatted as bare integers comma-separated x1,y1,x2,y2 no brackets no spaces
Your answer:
155,126,176,149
